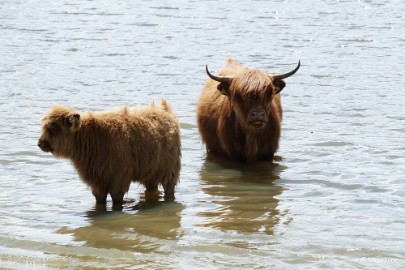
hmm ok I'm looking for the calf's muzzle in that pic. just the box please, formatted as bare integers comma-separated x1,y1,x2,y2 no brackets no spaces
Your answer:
38,139,52,152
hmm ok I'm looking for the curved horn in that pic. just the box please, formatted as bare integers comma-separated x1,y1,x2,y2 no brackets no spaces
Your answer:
272,60,301,80
206,65,233,84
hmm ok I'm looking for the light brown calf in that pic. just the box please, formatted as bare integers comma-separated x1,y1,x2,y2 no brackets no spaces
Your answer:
38,99,181,204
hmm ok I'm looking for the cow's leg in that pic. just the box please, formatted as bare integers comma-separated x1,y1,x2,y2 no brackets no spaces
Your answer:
92,186,108,204
144,182,160,201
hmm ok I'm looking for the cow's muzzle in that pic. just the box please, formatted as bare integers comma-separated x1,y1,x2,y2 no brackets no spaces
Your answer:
248,110,266,128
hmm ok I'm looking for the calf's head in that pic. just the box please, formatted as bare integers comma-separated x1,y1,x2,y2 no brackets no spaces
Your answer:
38,106,81,158
206,61,300,129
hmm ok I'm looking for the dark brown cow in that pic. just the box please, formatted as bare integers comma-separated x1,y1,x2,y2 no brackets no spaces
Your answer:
38,99,181,204
197,58,300,162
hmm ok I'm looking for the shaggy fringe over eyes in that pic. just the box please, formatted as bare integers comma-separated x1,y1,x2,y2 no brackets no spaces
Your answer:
230,69,274,99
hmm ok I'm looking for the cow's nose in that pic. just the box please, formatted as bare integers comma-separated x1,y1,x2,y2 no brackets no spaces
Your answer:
249,110,265,121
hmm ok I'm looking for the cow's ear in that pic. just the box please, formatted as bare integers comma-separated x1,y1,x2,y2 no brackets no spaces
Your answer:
217,82,231,96
273,79,286,94
66,113,81,131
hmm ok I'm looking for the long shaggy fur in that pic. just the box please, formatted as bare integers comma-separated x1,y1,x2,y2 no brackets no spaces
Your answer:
197,58,285,163
38,99,181,204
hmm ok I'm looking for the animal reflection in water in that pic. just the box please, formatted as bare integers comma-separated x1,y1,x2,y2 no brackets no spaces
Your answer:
58,198,184,253
199,157,285,234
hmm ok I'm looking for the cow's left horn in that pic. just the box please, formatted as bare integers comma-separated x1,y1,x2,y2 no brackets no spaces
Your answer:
206,65,233,84
272,60,301,80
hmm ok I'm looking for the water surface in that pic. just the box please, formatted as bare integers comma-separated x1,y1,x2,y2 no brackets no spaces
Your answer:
0,0,404,269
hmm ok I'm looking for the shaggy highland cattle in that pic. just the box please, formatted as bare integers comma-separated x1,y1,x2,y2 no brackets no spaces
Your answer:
38,99,181,204
197,58,300,162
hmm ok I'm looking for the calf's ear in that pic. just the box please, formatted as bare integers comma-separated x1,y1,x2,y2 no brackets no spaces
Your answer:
273,79,286,94
217,82,231,96
67,113,81,131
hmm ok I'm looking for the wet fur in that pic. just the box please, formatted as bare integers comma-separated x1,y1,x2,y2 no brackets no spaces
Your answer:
38,100,181,204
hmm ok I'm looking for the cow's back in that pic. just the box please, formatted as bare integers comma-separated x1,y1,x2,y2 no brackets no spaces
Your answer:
216,58,242,75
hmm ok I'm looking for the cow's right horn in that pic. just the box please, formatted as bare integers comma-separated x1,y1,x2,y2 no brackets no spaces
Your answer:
206,65,233,84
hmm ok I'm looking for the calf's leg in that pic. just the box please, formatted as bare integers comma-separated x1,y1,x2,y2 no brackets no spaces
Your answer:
110,191,125,205
162,179,176,201
109,180,131,205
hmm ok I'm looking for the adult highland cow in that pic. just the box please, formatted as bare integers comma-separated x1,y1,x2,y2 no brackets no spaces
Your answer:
38,100,181,204
197,58,300,162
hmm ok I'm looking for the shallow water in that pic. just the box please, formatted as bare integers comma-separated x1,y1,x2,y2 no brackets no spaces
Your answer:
1,0,404,269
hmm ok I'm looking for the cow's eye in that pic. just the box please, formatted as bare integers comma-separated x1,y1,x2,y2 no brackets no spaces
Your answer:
267,91,274,99
234,94,243,104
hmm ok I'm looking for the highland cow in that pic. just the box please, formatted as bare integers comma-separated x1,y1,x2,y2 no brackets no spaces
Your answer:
197,58,300,163
38,99,181,204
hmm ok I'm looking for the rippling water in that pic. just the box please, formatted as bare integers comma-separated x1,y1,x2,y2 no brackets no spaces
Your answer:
1,0,404,269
